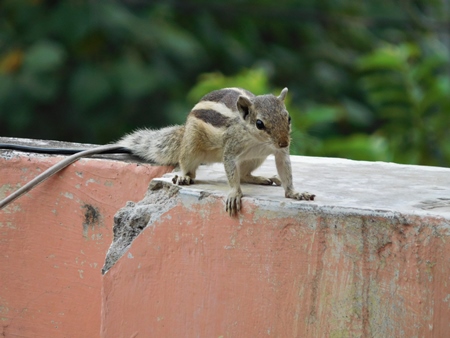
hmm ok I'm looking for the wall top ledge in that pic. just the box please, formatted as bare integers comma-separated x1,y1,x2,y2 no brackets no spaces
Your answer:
158,153,450,221
1,137,449,220
0,136,140,162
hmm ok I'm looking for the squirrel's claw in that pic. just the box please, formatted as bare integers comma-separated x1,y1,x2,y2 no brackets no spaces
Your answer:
226,190,243,216
172,175,194,185
286,190,315,201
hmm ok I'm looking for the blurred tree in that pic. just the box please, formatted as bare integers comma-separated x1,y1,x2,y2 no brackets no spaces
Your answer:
358,41,450,166
0,1,206,141
0,0,449,166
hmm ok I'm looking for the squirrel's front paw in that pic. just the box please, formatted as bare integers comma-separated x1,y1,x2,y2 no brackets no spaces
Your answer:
286,190,315,201
172,175,194,185
226,189,243,216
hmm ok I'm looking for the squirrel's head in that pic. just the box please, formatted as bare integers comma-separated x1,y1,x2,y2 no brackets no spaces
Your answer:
237,88,291,149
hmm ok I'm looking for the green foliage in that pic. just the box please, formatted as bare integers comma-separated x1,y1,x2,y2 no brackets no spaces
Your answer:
358,41,450,166
0,0,449,167
0,1,204,141
187,69,272,102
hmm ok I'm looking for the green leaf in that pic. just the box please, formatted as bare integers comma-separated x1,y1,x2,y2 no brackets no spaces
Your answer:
411,54,447,84
23,41,66,73
358,43,420,72
435,76,450,96
358,47,404,71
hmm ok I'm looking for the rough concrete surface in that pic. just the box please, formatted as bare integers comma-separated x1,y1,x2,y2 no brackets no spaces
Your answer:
102,156,450,337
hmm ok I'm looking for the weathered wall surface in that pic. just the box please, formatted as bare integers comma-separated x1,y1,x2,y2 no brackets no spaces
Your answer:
102,158,450,338
2,138,450,338
0,139,172,338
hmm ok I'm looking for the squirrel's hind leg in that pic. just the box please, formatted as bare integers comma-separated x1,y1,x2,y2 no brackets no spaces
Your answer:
239,158,281,186
173,152,200,186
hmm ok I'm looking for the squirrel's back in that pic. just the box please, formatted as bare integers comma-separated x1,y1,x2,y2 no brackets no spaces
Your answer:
119,88,256,165
188,88,255,128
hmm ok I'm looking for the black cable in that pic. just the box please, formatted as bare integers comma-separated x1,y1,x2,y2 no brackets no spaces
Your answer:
0,144,133,209
0,143,132,155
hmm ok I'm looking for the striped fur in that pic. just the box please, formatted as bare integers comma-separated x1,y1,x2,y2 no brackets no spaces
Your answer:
119,87,314,216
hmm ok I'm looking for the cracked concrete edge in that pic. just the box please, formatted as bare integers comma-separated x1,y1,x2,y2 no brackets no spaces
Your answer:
101,181,180,274
102,176,450,274
154,175,450,228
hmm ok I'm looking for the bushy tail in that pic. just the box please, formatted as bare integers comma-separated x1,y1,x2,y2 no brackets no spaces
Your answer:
118,125,185,166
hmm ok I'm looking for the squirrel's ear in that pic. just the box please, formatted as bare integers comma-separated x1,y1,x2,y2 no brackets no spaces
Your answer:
237,96,252,120
277,87,288,102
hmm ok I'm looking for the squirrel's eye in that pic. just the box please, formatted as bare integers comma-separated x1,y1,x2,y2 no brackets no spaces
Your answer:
256,119,265,130
288,115,291,124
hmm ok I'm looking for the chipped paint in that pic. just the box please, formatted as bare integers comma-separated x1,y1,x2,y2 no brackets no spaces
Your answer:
0,183,20,199
0,221,16,229
61,192,74,199
85,178,99,186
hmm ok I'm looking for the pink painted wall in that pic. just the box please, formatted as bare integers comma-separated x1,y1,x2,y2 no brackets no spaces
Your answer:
2,145,450,337
0,152,171,337
101,195,450,337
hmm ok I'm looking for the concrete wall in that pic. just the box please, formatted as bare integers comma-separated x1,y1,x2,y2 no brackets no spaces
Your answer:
2,138,450,337
101,181,450,338
101,157,450,337
0,138,172,338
